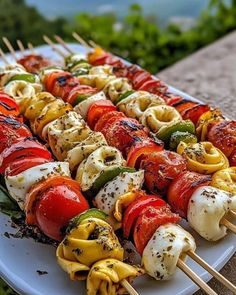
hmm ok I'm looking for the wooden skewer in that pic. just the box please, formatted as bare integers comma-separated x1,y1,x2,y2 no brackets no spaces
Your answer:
88,40,98,48
43,35,67,58
28,42,36,54
177,258,217,295
121,279,139,295
230,210,236,218
2,37,17,60
17,40,25,52
188,250,236,293
17,90,23,97
0,48,10,64
72,32,91,48
54,35,74,54
221,218,236,234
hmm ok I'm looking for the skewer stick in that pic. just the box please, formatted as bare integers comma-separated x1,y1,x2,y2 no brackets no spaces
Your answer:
221,218,236,234
28,42,36,54
230,210,236,218
88,40,98,48
17,90,23,97
0,48,10,64
2,37,17,60
177,258,217,295
43,35,67,58
54,35,74,54
72,32,90,48
17,40,25,52
188,250,236,293
121,279,139,295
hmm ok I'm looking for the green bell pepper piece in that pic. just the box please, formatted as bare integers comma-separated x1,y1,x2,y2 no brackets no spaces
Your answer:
8,74,36,83
169,131,198,150
72,94,89,106
91,167,136,195
157,120,195,144
115,90,135,105
66,208,108,233
72,67,90,77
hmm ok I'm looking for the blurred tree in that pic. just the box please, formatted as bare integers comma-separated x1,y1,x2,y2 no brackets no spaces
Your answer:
0,0,66,51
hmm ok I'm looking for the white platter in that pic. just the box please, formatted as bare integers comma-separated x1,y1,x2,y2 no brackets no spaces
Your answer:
0,44,235,295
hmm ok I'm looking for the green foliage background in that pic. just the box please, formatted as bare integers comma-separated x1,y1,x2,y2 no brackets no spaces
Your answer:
0,0,236,293
0,0,236,74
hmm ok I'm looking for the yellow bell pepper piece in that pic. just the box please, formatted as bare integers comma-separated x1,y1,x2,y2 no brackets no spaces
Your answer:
177,141,229,174
57,218,124,279
211,167,236,194
87,259,144,295
114,191,139,223
33,100,72,137
196,109,224,141
24,92,56,121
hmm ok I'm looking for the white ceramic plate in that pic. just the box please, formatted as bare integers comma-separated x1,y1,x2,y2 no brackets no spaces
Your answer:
0,44,235,295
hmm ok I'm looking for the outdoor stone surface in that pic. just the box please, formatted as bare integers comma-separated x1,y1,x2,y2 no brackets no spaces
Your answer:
159,31,236,294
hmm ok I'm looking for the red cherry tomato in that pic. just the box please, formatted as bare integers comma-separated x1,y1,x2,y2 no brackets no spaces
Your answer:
133,205,180,255
66,85,97,105
167,171,211,218
17,54,53,74
5,157,51,177
0,138,52,174
104,56,123,67
126,65,142,81
127,138,163,168
94,111,125,133
87,100,116,129
138,79,167,94
175,101,197,114
132,71,151,89
25,176,89,241
207,120,236,157
140,150,187,195
104,117,149,156
52,73,79,101
163,93,183,106
229,149,236,166
0,115,32,154
89,53,110,66
181,104,210,125
0,92,19,117
123,193,166,238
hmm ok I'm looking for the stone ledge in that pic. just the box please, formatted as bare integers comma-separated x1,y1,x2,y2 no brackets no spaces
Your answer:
159,31,236,295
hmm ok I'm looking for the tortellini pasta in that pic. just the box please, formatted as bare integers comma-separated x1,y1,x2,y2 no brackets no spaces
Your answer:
177,141,229,174
103,78,132,103
141,105,182,133
117,91,165,120
0,63,26,86
76,146,125,191
89,65,113,76
87,259,144,295
78,74,115,90
4,80,42,106
47,111,91,160
211,167,236,194
56,218,124,279
67,132,107,171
